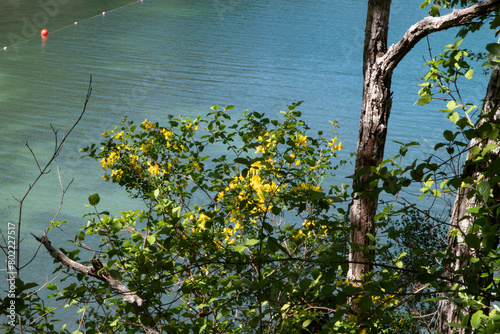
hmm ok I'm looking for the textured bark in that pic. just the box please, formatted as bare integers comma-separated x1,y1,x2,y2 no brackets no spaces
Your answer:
348,0,500,320
348,0,392,284
435,47,500,334
33,233,160,334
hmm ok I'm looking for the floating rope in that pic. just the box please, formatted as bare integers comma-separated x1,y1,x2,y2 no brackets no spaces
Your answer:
2,0,144,52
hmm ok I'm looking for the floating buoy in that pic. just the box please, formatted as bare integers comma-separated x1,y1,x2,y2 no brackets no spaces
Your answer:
3,47,7,50
102,11,106,15
41,28,48,36
74,21,78,25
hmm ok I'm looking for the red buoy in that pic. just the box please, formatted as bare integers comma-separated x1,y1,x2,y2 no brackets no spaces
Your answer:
41,29,48,36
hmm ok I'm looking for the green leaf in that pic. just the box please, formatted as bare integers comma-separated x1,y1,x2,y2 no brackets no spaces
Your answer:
366,233,376,242
46,284,58,291
312,267,320,280
449,112,459,124
443,130,454,141
147,235,156,245
477,181,491,203
420,0,430,9
233,244,246,253
302,319,312,328
417,95,432,106
471,310,484,329
23,282,39,290
88,193,100,206
446,100,457,110
111,221,123,232
234,157,250,165
465,68,473,80
486,43,500,57
430,5,440,17
464,234,481,249
245,239,259,246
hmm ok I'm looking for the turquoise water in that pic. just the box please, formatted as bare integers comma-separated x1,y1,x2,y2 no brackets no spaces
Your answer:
0,0,495,326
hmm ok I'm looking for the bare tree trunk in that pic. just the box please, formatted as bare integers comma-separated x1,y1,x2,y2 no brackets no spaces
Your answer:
348,0,500,322
435,45,500,334
348,0,392,284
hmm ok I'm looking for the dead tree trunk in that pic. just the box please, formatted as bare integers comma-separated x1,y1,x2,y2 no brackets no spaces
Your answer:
435,45,500,334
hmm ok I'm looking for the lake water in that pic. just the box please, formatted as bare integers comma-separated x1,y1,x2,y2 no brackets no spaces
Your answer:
0,0,494,327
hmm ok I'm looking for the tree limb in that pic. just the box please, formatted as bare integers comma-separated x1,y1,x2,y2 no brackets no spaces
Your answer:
32,233,160,334
381,0,500,75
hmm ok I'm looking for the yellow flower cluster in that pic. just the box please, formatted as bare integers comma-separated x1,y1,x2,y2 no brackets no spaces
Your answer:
142,119,156,131
215,160,284,244
255,132,276,154
100,151,120,169
188,212,210,234
140,140,153,153
292,182,322,193
114,131,124,139
160,128,174,142
295,135,308,147
288,152,301,167
293,219,328,239
328,137,343,151
110,168,124,181
221,227,236,245
185,122,198,132
147,160,160,176
198,213,209,229
129,154,140,169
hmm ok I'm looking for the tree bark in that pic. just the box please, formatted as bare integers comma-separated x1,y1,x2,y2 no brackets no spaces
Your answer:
348,0,392,284
435,44,500,334
33,233,160,334
348,0,500,320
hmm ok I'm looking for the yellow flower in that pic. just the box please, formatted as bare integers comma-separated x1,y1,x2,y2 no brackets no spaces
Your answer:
129,154,140,168
119,143,131,150
147,161,160,176
142,119,154,131
296,135,308,147
255,132,275,154
303,220,315,228
293,229,305,238
330,120,338,126
198,213,209,229
140,141,153,152
255,145,266,154
103,151,121,168
114,131,124,139
222,227,234,237
111,169,124,181
193,161,201,171
160,128,173,140
185,123,198,132
216,191,224,201
328,137,343,151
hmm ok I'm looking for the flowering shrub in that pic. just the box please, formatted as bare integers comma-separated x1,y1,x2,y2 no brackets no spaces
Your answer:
11,102,411,334
79,103,357,332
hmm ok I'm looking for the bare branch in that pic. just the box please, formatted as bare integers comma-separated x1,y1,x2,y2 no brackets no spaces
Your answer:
32,233,160,334
381,0,500,75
